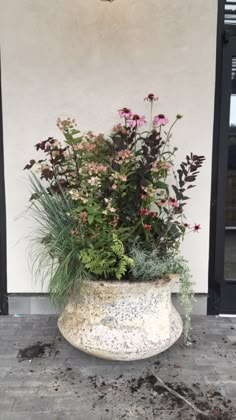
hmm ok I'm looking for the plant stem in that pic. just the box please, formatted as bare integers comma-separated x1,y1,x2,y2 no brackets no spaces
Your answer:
149,101,153,132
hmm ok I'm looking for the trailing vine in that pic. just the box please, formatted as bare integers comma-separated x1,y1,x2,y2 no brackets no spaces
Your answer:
130,247,194,345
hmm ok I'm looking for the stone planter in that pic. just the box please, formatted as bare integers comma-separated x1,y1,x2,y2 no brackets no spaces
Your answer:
57,275,183,361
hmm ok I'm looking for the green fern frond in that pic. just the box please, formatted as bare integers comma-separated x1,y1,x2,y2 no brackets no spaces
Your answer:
80,235,133,280
111,234,125,258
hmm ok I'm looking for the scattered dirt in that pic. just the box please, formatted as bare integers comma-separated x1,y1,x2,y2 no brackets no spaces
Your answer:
87,372,236,419
153,360,161,367
17,342,54,361
15,339,236,419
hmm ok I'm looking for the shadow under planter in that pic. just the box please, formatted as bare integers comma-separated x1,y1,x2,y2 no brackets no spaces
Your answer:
57,276,183,361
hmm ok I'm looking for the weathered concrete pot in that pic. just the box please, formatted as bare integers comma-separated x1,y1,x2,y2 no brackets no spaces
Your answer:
57,276,183,361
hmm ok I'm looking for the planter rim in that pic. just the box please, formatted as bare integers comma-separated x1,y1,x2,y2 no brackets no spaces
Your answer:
81,273,179,288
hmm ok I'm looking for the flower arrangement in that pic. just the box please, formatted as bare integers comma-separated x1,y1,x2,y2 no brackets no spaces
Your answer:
25,94,205,344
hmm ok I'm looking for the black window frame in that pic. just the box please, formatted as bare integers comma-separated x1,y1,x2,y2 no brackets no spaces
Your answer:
208,0,236,314
0,57,8,315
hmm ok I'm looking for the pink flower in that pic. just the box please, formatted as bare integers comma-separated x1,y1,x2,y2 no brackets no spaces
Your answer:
183,223,191,229
73,143,84,150
79,212,88,224
118,107,132,119
87,163,107,175
116,149,134,163
85,143,96,152
72,228,78,235
112,184,118,190
144,93,159,102
153,114,169,126
193,223,201,233
119,175,127,182
140,208,149,216
150,212,157,218
109,216,119,228
57,117,77,131
143,224,152,231
141,194,147,199
128,114,147,128
157,200,167,207
159,161,171,170
152,161,171,173
168,199,179,208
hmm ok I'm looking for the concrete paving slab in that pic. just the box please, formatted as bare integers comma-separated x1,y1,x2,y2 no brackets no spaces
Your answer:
0,315,235,419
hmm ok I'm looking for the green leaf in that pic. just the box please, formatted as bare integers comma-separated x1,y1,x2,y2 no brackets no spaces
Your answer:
73,206,86,213
88,214,94,225
70,129,81,135
95,217,103,223
88,207,98,214
156,181,169,191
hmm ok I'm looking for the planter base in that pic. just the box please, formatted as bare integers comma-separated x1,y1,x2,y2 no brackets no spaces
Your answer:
58,278,183,361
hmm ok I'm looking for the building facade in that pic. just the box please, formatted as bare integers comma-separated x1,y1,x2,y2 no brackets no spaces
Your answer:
0,0,235,315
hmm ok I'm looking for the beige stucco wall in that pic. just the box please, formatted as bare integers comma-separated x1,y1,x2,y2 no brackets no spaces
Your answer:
0,0,218,293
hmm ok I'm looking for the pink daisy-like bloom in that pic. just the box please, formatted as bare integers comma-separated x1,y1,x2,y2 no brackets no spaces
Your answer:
144,93,159,102
128,114,147,128
193,223,201,233
118,107,132,119
153,114,169,126
112,184,118,190
150,212,157,218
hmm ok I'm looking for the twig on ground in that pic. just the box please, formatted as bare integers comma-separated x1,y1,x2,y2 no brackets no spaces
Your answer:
150,369,209,417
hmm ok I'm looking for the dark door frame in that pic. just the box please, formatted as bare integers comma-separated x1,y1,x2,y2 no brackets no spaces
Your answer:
0,57,8,315
208,1,236,314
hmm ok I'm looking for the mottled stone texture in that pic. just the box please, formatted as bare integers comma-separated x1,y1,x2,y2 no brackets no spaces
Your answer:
58,277,183,361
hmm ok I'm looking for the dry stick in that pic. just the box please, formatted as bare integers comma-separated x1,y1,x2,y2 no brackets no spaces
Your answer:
150,369,209,417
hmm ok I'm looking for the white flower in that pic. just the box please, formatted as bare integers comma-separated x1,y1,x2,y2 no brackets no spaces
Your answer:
69,189,80,200
88,177,100,186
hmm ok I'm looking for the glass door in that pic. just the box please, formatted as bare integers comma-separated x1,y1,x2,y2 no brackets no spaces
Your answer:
225,66,236,281
215,34,236,313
